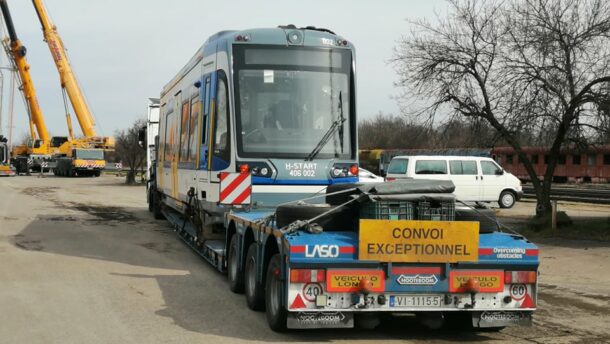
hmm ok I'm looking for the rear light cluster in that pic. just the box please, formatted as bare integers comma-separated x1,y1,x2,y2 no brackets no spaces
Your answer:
290,269,325,283
237,162,273,177
505,271,537,284
331,163,358,178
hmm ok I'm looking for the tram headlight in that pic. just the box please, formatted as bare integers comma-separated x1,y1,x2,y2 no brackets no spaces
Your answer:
237,161,273,178
331,163,358,178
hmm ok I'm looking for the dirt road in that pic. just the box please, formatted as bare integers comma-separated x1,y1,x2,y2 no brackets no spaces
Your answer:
0,176,608,343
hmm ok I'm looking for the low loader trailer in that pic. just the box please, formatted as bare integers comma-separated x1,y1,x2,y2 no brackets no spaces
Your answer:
155,178,538,331
149,26,538,331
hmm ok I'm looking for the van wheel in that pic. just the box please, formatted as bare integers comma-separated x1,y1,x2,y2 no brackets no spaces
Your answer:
499,191,516,209
245,244,265,311
228,235,245,293
265,254,287,332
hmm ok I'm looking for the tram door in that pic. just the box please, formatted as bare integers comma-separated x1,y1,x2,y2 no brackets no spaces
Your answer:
199,69,232,202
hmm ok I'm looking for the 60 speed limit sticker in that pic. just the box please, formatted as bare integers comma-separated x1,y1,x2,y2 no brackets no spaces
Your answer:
302,283,323,302
510,284,527,301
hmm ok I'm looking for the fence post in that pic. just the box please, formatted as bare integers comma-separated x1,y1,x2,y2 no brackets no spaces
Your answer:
551,200,558,231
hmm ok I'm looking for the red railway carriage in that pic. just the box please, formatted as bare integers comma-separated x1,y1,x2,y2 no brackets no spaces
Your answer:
492,145,610,183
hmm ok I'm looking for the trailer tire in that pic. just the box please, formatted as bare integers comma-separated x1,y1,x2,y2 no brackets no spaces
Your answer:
147,188,153,212
228,235,245,293
275,203,356,231
454,207,498,233
265,254,287,332
152,191,164,220
325,182,366,205
245,244,265,311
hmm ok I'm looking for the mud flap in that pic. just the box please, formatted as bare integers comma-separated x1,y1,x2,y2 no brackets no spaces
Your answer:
472,311,532,328
287,311,354,329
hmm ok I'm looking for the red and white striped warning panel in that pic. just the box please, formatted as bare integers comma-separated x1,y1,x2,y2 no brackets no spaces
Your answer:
219,172,252,205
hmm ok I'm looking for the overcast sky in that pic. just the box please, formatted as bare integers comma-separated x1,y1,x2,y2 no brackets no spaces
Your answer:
0,0,446,140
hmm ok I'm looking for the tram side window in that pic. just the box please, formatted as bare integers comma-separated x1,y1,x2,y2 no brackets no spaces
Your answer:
179,101,190,162
201,78,211,146
164,110,174,162
213,72,230,163
189,95,200,162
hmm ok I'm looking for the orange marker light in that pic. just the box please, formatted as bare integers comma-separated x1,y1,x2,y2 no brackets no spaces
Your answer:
358,278,374,294
464,278,480,293
349,165,359,176
239,164,249,174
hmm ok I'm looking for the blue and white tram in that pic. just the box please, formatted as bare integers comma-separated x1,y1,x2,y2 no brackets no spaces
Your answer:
154,26,358,224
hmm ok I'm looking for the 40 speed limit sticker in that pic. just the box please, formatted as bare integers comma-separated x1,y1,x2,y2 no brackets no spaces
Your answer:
302,283,323,302
510,284,527,301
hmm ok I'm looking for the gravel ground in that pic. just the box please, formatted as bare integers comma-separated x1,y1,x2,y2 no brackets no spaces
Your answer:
0,175,608,344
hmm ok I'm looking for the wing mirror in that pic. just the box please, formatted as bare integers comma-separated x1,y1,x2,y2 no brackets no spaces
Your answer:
138,126,147,149
495,169,504,175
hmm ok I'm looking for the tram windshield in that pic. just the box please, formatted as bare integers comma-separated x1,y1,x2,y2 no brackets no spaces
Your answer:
233,45,355,159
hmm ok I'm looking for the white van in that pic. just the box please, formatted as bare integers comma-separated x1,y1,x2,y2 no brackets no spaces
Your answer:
385,155,523,208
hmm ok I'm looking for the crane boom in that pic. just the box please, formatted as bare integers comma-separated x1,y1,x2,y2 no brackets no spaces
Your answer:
0,0,49,143
32,0,97,138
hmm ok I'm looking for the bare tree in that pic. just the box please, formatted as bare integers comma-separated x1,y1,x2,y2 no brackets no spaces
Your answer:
359,113,434,149
394,0,610,217
115,118,146,184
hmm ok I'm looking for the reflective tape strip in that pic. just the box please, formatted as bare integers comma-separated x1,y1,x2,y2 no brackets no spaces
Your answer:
219,172,252,205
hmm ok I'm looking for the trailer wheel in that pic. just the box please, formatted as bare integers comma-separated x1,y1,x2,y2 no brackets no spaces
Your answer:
227,235,245,293
275,203,357,231
454,207,498,233
265,254,287,332
147,189,153,212
245,243,265,311
152,191,164,220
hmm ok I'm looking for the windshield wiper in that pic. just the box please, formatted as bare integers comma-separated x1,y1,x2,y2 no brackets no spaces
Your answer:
305,92,346,161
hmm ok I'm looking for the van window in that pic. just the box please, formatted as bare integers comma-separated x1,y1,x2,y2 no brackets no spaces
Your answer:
415,160,447,175
462,161,477,174
481,160,502,175
450,160,477,175
387,158,408,174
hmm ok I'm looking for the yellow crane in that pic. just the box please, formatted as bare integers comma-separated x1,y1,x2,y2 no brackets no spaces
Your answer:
0,0,68,174
0,0,106,176
0,134,15,176
32,0,114,151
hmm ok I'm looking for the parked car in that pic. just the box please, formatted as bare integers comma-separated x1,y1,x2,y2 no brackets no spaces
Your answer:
385,155,523,208
358,167,384,183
